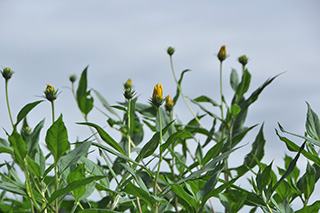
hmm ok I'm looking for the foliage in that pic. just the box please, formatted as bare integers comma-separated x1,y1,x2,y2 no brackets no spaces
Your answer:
0,46,319,213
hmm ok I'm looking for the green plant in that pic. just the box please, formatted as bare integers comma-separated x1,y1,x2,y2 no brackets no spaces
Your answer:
0,46,319,213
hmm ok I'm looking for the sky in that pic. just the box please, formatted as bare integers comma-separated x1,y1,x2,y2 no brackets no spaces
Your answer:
0,0,320,211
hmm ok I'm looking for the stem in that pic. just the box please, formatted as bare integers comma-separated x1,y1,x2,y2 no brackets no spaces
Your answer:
70,200,78,213
54,164,59,213
154,107,163,213
5,80,14,127
169,56,204,128
127,99,132,158
51,101,55,124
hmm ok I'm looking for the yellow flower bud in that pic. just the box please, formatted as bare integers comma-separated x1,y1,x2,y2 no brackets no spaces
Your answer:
165,95,174,112
217,45,227,62
124,78,132,89
238,55,248,66
151,83,164,107
44,84,58,102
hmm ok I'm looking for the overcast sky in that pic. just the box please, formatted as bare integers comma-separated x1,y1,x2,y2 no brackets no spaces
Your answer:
1,1,320,211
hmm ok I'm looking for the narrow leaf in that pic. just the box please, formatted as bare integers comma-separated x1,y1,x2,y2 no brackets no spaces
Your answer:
16,100,43,125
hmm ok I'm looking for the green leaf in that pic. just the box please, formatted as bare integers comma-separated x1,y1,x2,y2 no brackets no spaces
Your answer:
123,182,162,208
48,176,105,204
306,102,320,141
196,163,223,203
76,66,94,115
171,183,197,208
230,68,239,91
15,100,43,126
91,142,152,176
26,156,41,180
45,115,70,163
0,182,26,196
235,69,251,100
160,130,190,152
202,140,224,165
276,129,320,166
271,142,305,193
92,89,120,120
78,122,125,155
26,119,45,159
8,130,26,165
256,162,272,193
231,104,241,116
67,164,86,201
193,95,219,107
236,124,266,176
296,200,320,213
195,142,203,166
173,69,191,104
135,120,174,162
278,122,320,147
58,141,92,174
0,138,14,155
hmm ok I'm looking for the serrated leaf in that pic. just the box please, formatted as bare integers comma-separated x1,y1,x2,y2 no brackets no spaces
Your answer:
8,130,26,165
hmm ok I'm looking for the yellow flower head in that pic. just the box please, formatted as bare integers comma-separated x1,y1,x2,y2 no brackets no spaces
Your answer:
165,95,173,106
217,45,227,62
152,83,163,100
151,83,164,107
45,84,55,93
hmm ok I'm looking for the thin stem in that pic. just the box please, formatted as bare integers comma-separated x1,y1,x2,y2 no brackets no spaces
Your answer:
51,101,55,124
70,200,79,213
5,80,14,127
169,56,204,128
154,106,163,213
54,164,59,213
127,99,132,158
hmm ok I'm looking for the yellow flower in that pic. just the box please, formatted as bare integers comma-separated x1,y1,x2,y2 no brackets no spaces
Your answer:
217,45,227,62
151,83,164,107
165,95,174,112
152,83,163,100
165,95,173,106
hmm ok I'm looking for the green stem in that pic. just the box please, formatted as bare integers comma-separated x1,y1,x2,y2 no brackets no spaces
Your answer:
5,80,14,127
70,200,79,213
51,101,55,124
170,56,204,128
54,164,59,213
154,107,163,213
127,99,132,158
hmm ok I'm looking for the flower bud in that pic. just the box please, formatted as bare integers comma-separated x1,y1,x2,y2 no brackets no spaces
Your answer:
238,55,248,66
124,78,132,90
165,95,174,112
167,47,175,56
1,67,14,80
123,78,135,99
217,45,227,62
151,83,164,107
44,84,58,102
69,74,77,83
